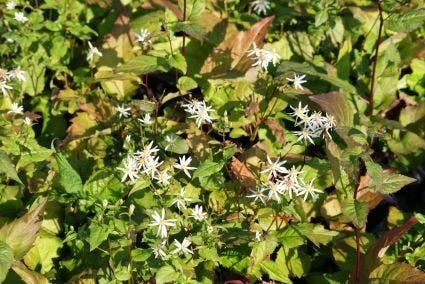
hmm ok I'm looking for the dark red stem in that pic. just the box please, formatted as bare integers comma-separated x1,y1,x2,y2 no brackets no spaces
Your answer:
368,0,384,116
181,0,187,56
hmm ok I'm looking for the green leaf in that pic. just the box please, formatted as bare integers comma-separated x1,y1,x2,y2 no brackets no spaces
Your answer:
169,52,187,74
315,10,329,27
0,241,14,283
179,0,205,21
177,76,198,91
131,248,151,262
156,265,179,284
365,161,383,193
88,222,111,251
158,134,189,154
277,61,357,94
198,247,219,262
381,172,416,194
260,260,292,283
293,223,341,246
172,21,207,43
273,226,305,249
385,9,425,32
192,161,224,179
114,55,171,75
0,199,48,259
276,246,311,278
55,153,83,195
132,99,157,112
0,151,22,184
369,263,425,282
342,199,368,227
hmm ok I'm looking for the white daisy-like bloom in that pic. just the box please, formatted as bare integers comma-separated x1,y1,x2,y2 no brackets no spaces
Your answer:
134,28,152,46
182,99,203,115
287,166,303,182
142,155,163,178
164,134,177,151
149,208,176,239
171,188,192,210
6,1,16,10
14,12,28,23
87,41,102,62
136,141,159,161
8,67,26,82
261,156,288,179
23,116,32,126
323,113,336,138
8,102,23,114
294,128,315,145
115,104,131,118
0,80,13,95
287,73,307,90
172,238,193,255
153,241,167,259
289,102,310,125
280,175,301,199
117,155,140,182
189,101,215,128
252,0,271,15
173,155,196,178
247,43,280,70
139,113,153,125
207,225,214,234
266,180,285,202
255,231,262,241
154,169,171,186
190,204,207,221
246,186,267,204
306,111,327,134
297,179,322,201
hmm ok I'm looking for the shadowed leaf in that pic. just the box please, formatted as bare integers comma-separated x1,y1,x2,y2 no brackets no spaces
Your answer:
264,119,286,146
0,150,23,184
11,261,48,284
228,157,257,188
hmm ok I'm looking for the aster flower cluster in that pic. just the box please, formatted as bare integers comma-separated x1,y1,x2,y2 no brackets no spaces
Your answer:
0,67,25,95
247,156,322,203
290,102,335,144
247,43,280,71
182,99,215,128
251,0,271,15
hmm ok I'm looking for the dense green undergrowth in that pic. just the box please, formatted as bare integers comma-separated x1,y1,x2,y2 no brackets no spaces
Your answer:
1,0,425,283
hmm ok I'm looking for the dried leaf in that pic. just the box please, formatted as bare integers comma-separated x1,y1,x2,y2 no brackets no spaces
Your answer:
244,101,258,118
11,261,49,284
0,199,48,259
264,119,286,146
67,112,98,138
369,263,425,283
228,156,257,188
201,16,274,76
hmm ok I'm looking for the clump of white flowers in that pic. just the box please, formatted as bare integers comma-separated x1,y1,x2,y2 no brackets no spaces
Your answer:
251,0,271,15
14,11,28,23
0,67,26,96
290,102,335,144
247,156,322,202
182,99,215,128
247,43,280,71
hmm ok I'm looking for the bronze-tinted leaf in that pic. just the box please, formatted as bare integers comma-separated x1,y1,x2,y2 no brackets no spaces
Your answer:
264,119,286,146
310,92,353,126
11,261,49,284
228,156,257,188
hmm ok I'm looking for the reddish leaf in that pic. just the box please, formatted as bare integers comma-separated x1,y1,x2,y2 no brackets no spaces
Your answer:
264,119,286,146
228,156,257,188
310,92,353,126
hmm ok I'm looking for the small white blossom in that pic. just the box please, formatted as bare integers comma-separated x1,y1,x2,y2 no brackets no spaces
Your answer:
117,155,140,182
135,28,152,46
289,102,310,125
186,100,215,128
8,102,23,114
287,73,307,90
139,113,153,125
0,80,13,95
142,155,163,178
252,0,271,15
171,188,192,210
255,231,262,241
266,180,285,202
247,186,268,204
297,179,322,201
23,116,32,126
207,225,214,234
191,204,207,221
261,156,288,179
116,104,131,118
174,155,196,178
87,41,102,62
172,238,193,255
323,113,336,138
6,1,16,10
154,169,171,186
247,43,280,70
149,208,176,239
294,128,315,145
164,134,177,151
14,12,28,23
153,241,167,259
136,141,159,160
8,67,26,82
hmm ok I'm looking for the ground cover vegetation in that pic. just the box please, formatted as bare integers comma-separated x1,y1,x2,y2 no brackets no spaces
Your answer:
1,0,425,283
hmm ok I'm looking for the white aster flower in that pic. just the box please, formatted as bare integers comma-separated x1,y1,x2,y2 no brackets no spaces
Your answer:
139,113,153,125
23,116,32,126
116,104,131,118
246,186,267,204
153,241,167,259
117,155,140,182
0,80,13,95
252,0,271,15
8,67,26,82
154,169,171,186
255,231,262,241
142,155,163,178
8,102,23,114
14,12,28,23
323,113,335,138
136,141,159,160
261,156,288,179
189,101,215,128
6,1,16,10
87,41,102,62
247,43,280,71
164,134,177,151
190,204,207,221
149,208,176,239
306,111,327,133
297,179,322,201
281,175,301,199
134,28,152,46
294,128,315,145
266,180,285,202
289,102,310,125
172,238,193,255
174,155,196,178
171,188,192,210
287,73,307,90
